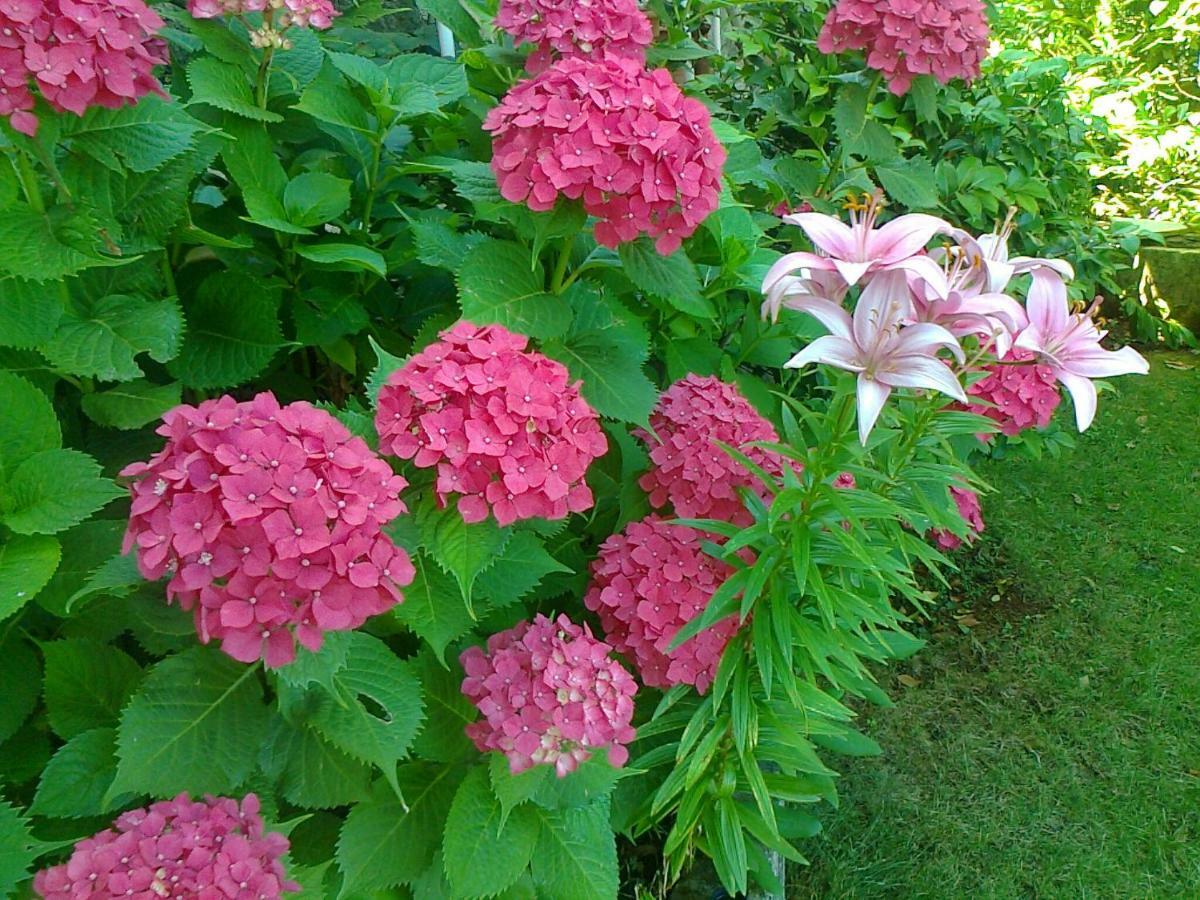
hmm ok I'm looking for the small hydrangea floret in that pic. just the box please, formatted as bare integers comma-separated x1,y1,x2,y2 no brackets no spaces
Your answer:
930,485,985,551
496,0,653,72
637,375,790,526
817,0,991,95
374,321,608,526
0,0,168,136
484,54,726,255
584,517,743,693
33,793,298,900
460,613,638,776
121,392,414,668
187,0,340,47
963,347,1062,437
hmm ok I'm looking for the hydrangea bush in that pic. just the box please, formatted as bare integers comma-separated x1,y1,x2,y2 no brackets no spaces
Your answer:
0,0,1151,896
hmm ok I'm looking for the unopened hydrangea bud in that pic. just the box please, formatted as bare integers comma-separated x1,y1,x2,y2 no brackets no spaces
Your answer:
461,613,638,776
121,393,415,668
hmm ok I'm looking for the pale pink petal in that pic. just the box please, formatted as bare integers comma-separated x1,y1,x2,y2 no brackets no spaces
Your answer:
958,293,1028,334
868,214,950,263
784,335,863,372
1010,255,1075,282
1060,345,1149,379
876,356,968,403
1059,371,1098,431
851,270,911,349
832,259,874,286
761,251,837,295
891,322,965,362
856,376,892,444
783,212,857,258
1025,269,1071,335
782,296,853,340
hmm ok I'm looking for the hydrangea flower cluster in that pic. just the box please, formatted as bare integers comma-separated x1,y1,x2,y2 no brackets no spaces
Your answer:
930,485,985,551
186,0,339,47
374,321,607,527
33,793,297,900
496,0,653,73
964,348,1062,437
636,375,788,526
584,517,743,693
120,392,414,668
460,613,638,776
817,0,990,95
0,0,167,136
484,54,726,255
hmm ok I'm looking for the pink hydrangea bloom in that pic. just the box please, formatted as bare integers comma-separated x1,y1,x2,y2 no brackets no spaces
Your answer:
496,0,653,72
120,393,414,668
817,0,990,95
186,0,337,30
375,321,608,527
33,793,298,900
584,517,743,693
461,613,638,776
0,0,168,136
963,347,1062,437
930,485,984,551
484,54,726,255
636,375,791,526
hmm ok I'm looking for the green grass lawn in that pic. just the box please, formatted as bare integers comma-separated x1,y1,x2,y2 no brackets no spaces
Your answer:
791,351,1200,899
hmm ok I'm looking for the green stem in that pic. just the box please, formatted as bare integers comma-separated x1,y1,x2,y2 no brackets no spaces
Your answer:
550,236,573,293
817,69,885,200
14,150,44,213
362,136,384,232
255,44,276,109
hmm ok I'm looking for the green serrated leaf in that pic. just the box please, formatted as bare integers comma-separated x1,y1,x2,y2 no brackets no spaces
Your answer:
0,371,59,475
2,449,122,535
387,54,469,107
284,173,352,228
43,638,143,739
443,766,540,898
295,242,388,277
41,293,183,382
0,278,64,349
834,82,898,162
876,157,940,210
30,727,127,818
307,633,424,795
167,271,283,389
409,219,486,271
394,554,474,661
81,379,182,430
62,96,207,173
0,534,61,621
458,239,570,339
274,630,354,695
0,799,40,898
188,57,283,122
263,716,373,810
0,205,127,283
409,651,476,764
0,635,40,744
618,238,712,318
529,800,619,900
543,329,657,426
422,505,510,610
490,754,551,824
109,646,270,798
336,762,466,897
294,63,372,133
475,532,571,609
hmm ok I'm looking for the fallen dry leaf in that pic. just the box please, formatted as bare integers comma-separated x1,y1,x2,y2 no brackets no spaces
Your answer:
898,674,921,688
1162,360,1194,371
1136,415,1149,427
956,615,981,628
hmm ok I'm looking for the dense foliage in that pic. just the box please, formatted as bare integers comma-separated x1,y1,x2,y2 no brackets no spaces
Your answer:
0,0,1159,897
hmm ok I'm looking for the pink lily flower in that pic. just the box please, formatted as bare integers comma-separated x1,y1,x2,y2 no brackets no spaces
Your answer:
1013,269,1148,430
760,268,848,323
783,270,968,444
955,209,1075,293
909,249,1029,356
763,192,951,296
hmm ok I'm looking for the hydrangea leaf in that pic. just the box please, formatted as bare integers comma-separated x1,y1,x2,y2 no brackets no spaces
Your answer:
875,157,940,210
0,534,61,622
475,532,572,610
834,82,898,162
0,635,41,744
618,237,713,319
0,278,64,349
529,799,619,900
273,630,353,696
420,505,511,612
442,766,540,898
65,551,141,614
29,727,127,819
2,449,123,536
0,205,128,283
307,633,425,797
40,293,184,382
42,638,144,740
366,336,406,407
60,96,207,174
457,239,571,340
80,379,182,430
0,800,40,899
294,63,372,133
0,372,60,476
409,219,486,271
394,554,474,662
261,716,373,811
335,762,467,897
409,652,476,764
386,54,469,107
187,57,283,122
283,173,352,228
166,271,284,389
489,754,552,826
295,242,388,277
108,646,271,799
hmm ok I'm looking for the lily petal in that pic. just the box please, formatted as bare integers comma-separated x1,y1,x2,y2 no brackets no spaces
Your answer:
876,355,968,403
1025,269,1071,336
1060,345,1149,379
856,376,892,445
870,213,951,263
1059,371,1098,431
1011,255,1075,282
852,270,911,350
761,251,838,295
832,259,874,287
781,296,854,341
891,322,965,363
783,212,857,258
783,335,863,372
